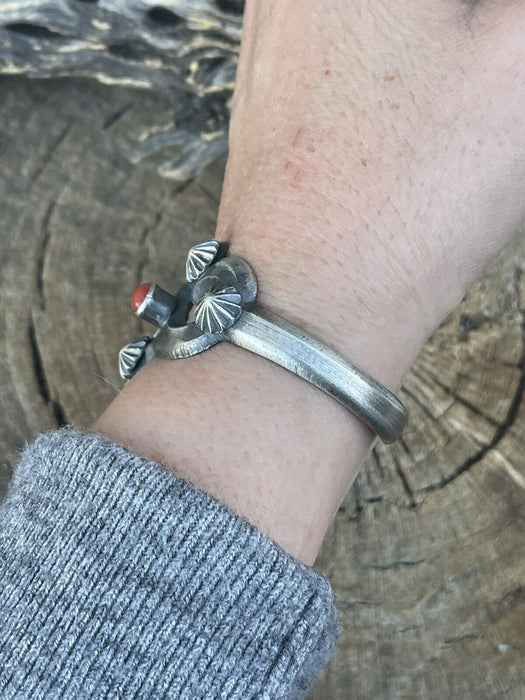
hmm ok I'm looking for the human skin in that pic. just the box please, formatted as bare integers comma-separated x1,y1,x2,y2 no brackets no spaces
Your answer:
95,0,525,565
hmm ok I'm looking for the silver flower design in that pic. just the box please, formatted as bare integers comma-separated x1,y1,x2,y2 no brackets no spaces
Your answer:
185,240,221,283
194,285,242,334
118,336,151,380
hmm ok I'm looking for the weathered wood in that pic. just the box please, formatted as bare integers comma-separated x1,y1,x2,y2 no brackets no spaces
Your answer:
313,250,525,698
0,76,524,699
0,0,243,180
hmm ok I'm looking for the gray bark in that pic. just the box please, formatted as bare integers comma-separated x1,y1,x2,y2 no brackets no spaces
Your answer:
0,1,243,180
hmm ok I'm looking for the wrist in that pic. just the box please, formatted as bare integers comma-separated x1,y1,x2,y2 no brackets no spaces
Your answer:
95,218,421,567
216,203,448,394
95,340,372,566
215,1,473,377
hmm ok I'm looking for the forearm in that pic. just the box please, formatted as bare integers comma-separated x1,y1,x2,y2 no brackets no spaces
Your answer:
94,1,432,565
0,430,338,698
94,0,502,565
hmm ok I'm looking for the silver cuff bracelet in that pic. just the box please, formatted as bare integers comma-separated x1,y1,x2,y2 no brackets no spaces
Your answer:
119,240,408,443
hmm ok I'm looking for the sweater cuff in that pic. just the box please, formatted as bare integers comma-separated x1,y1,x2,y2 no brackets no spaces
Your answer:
0,428,340,699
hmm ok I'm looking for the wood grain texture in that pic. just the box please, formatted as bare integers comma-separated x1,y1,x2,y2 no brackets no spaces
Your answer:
0,0,243,180
0,76,524,699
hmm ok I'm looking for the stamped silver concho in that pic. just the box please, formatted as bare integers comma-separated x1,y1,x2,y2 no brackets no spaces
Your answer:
119,240,408,443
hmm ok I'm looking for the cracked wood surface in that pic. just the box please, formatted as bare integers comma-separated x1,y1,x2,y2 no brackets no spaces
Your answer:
0,76,524,699
0,0,243,181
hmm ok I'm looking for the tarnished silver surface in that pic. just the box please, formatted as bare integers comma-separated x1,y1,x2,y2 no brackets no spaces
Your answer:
224,310,407,444
136,284,177,327
151,320,221,360
119,240,409,442
191,257,257,306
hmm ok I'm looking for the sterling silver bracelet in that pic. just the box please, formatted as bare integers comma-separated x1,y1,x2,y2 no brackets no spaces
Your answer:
119,240,408,443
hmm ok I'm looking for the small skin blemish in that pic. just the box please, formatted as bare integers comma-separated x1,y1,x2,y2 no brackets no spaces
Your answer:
284,160,302,186
384,74,395,81
285,127,322,185
361,158,367,167
324,69,331,76
292,127,303,149
291,168,302,186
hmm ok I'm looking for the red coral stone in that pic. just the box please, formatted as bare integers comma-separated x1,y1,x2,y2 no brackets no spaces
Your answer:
131,283,151,312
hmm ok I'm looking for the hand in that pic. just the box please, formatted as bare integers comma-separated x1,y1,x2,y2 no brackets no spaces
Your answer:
217,0,525,387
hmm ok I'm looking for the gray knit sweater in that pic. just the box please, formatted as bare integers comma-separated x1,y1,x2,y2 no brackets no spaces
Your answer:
0,429,340,699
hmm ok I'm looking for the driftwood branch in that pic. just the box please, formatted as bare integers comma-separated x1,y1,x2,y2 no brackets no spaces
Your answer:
0,1,244,179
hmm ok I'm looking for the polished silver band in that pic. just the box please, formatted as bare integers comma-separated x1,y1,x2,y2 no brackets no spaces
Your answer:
119,240,408,443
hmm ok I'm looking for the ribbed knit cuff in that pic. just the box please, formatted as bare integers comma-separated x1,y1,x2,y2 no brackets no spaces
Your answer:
0,428,340,699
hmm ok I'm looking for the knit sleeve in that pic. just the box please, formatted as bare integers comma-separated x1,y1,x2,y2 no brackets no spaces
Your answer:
0,428,340,699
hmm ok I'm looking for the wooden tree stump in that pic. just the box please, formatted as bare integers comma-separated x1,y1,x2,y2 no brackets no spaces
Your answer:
0,75,523,699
